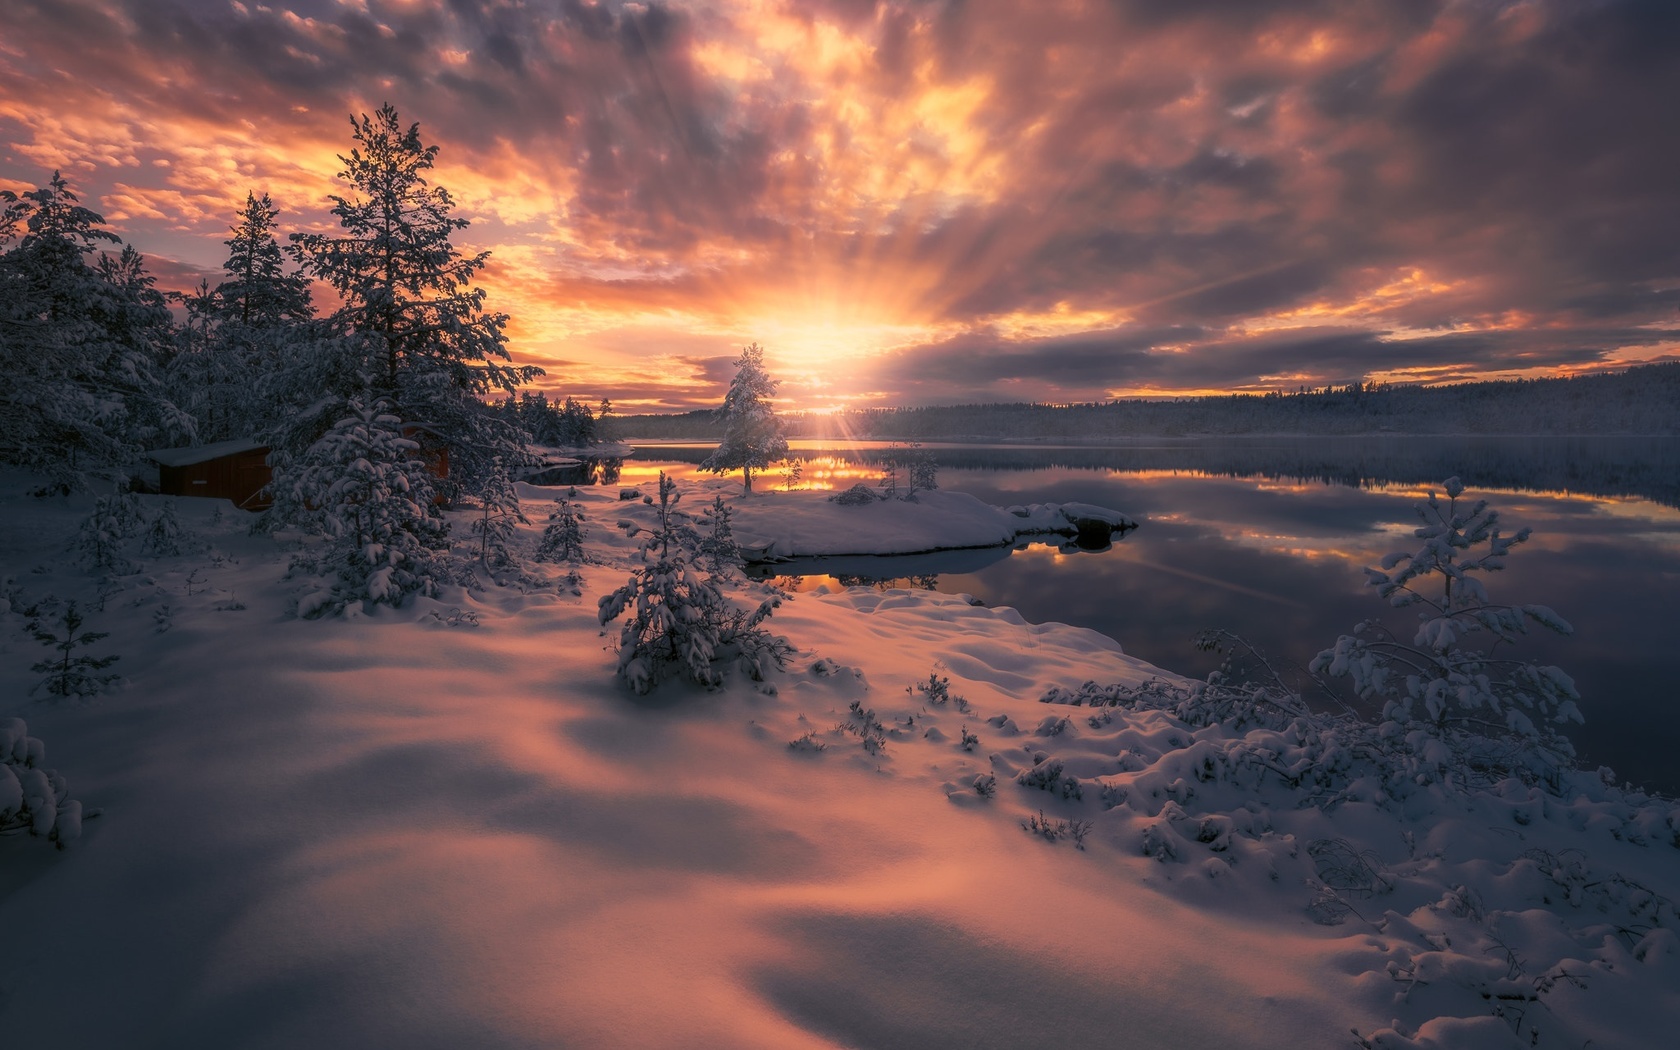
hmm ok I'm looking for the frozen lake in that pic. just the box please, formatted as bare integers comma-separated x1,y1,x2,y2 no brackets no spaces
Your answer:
621,436,1680,795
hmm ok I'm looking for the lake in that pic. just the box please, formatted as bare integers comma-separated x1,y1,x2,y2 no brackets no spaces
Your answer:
617,436,1680,796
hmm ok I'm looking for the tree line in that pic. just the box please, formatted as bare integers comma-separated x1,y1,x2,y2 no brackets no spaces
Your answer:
621,365,1680,441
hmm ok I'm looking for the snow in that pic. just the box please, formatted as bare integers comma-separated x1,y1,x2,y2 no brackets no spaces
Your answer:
721,486,1136,559
1,470,1675,1049
146,438,269,468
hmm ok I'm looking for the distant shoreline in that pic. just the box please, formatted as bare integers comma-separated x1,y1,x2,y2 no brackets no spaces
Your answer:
622,431,1680,445
618,362,1680,442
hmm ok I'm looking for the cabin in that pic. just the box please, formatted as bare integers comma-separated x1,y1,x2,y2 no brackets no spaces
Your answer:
147,426,451,512
149,439,274,510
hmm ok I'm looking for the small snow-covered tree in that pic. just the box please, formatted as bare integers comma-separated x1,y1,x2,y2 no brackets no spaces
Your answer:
597,473,786,693
697,495,741,571
142,499,184,557
288,391,450,612
30,602,120,697
1311,477,1582,787
536,497,587,563
470,457,527,572
76,488,145,571
881,442,938,501
700,343,788,494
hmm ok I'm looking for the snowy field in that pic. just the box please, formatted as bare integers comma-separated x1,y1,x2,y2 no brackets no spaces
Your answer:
3,472,1677,1049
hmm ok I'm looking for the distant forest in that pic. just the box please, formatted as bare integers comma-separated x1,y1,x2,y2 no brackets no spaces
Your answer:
624,363,1680,442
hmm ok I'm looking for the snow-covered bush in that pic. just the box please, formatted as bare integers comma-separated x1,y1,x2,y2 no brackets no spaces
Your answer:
597,473,788,693
536,496,587,563
1311,477,1582,789
141,499,184,556
827,483,881,506
285,393,451,613
0,717,84,848
76,489,145,571
30,601,120,697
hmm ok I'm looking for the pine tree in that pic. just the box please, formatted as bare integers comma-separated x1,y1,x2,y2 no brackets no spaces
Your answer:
536,497,587,563
1,172,187,482
166,192,316,442
470,457,528,572
287,390,451,611
30,603,121,697
700,343,788,494
1311,478,1582,787
217,192,313,329
597,473,786,693
287,104,540,491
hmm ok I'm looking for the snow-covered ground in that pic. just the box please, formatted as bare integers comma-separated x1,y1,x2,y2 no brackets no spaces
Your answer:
2,472,1676,1049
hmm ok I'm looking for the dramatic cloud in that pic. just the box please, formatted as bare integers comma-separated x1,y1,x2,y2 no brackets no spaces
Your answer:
3,0,1676,410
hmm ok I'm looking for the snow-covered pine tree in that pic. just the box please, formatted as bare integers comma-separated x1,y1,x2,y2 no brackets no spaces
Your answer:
75,488,145,572
470,457,528,572
218,192,314,330
90,243,192,451
287,104,540,495
1,172,188,485
288,391,450,612
1311,477,1582,788
30,602,120,697
697,495,741,572
536,497,587,563
142,499,184,557
597,473,785,693
700,343,788,494
170,192,316,442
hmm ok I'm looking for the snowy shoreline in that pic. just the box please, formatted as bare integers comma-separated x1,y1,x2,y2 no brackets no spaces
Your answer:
3,474,1677,1050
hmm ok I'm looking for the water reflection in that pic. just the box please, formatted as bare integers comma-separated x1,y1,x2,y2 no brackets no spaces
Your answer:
631,435,1680,509
627,438,1680,795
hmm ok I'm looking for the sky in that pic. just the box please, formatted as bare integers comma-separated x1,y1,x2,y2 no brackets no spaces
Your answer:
3,0,1678,413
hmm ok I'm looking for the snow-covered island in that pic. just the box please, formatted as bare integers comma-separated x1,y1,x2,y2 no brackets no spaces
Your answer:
3,472,1677,1050
709,485,1136,560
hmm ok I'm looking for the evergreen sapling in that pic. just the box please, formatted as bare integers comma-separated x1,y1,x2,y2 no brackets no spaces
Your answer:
697,495,741,572
1311,477,1582,787
1,717,86,848
142,499,184,557
597,473,787,693
470,457,527,572
537,497,587,563
30,602,120,697
76,489,145,572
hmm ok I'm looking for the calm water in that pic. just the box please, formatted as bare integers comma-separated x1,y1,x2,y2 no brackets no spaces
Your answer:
621,437,1680,795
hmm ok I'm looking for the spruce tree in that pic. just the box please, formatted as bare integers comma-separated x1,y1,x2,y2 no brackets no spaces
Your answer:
216,192,313,329
171,192,316,441
1,172,187,482
286,390,450,611
700,343,788,494
288,104,539,491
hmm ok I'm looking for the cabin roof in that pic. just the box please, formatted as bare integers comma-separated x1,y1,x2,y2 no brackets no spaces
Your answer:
147,438,268,468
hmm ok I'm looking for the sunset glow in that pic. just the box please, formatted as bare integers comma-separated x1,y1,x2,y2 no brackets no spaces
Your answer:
4,0,1676,411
